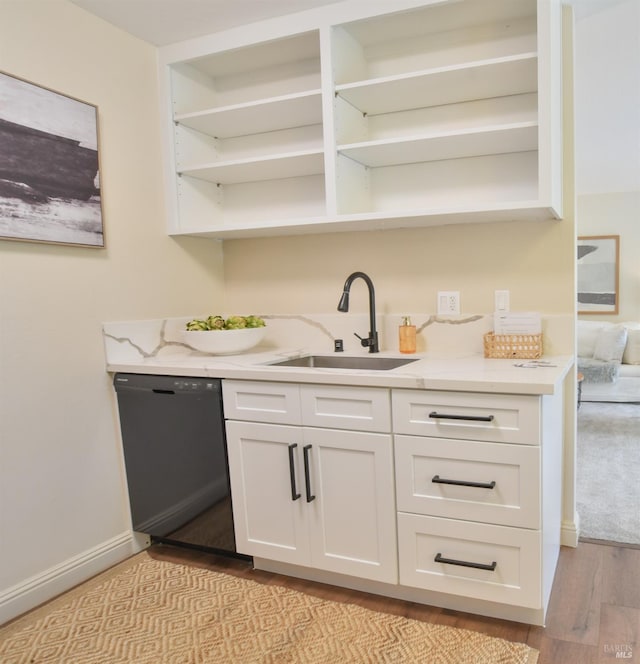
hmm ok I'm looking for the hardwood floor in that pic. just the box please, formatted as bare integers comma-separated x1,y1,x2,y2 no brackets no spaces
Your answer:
149,540,640,664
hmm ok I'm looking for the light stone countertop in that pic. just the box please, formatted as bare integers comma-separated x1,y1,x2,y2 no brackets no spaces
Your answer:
106,347,573,396
103,315,574,395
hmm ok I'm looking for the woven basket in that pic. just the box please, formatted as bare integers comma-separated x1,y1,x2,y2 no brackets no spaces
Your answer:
483,332,543,359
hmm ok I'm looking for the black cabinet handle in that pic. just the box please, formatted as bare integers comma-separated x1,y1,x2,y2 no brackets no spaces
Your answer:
288,444,301,501
434,552,497,571
429,411,494,422
432,475,496,490
303,444,315,503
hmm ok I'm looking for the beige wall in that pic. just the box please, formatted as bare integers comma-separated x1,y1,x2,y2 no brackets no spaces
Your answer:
0,0,222,620
577,191,640,323
223,219,575,321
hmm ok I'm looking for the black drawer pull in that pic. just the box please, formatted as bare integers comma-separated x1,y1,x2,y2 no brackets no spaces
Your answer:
303,444,315,503
429,411,494,422
432,475,496,490
434,553,497,571
288,444,301,501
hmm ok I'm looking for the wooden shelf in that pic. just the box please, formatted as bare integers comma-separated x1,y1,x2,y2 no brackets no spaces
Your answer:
175,90,323,139
335,53,538,116
179,149,325,184
338,122,539,168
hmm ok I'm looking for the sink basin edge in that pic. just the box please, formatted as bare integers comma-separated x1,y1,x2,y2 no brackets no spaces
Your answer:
265,355,420,371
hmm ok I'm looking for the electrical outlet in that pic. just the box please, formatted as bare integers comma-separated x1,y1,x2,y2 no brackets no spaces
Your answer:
437,291,460,315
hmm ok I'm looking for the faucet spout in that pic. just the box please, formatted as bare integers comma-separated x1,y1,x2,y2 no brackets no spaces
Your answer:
337,271,379,353
337,290,350,312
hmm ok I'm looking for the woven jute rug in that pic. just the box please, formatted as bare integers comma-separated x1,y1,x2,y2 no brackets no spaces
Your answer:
0,552,538,663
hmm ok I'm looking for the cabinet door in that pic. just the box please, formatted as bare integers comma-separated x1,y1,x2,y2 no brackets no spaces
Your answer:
225,420,310,564
397,512,541,609
392,389,540,445
223,380,301,425
394,435,541,529
300,384,390,432
303,427,397,583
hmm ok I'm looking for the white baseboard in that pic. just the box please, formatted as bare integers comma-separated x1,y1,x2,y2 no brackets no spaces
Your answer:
561,515,580,547
0,531,147,626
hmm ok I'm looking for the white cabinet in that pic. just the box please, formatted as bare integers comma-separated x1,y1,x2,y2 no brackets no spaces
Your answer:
330,0,560,221
159,0,563,238
393,388,562,618
397,513,542,608
223,381,397,583
226,420,309,564
394,435,541,528
223,378,563,624
166,32,326,234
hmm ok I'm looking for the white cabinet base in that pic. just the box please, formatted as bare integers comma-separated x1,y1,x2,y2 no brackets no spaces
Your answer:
225,379,563,626
253,556,555,627
224,382,397,584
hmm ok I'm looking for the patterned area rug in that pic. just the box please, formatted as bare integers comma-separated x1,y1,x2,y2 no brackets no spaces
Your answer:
0,552,538,663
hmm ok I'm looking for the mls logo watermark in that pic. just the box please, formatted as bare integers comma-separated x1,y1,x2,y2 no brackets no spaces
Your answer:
603,643,634,659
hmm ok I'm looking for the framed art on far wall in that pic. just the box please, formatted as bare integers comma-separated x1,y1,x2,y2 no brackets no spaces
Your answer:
577,235,619,314
0,70,104,248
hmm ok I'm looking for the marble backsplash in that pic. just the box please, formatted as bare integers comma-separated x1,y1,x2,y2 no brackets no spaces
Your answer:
102,312,574,366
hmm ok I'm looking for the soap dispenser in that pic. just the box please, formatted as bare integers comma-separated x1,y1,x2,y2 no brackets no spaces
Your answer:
399,316,416,354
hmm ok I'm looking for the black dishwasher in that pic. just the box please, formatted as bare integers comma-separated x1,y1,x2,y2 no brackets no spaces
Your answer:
113,373,246,559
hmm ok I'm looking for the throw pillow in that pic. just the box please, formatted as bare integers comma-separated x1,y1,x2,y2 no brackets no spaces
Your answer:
593,324,628,363
577,321,605,358
622,328,640,364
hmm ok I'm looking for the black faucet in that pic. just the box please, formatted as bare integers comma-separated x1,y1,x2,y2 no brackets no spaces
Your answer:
337,271,379,353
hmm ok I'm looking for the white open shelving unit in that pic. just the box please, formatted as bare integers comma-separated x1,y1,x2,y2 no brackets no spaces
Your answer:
158,0,563,239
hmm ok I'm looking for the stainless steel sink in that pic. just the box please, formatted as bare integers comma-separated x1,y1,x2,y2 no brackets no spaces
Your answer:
268,355,419,371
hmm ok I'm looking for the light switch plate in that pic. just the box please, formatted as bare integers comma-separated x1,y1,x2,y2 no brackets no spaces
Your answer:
437,291,460,315
495,290,510,312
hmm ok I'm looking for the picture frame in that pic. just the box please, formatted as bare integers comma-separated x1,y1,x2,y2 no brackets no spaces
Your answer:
0,70,104,248
577,235,620,314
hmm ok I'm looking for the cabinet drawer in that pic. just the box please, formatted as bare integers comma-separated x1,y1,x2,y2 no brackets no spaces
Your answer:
395,435,540,528
392,390,540,445
223,380,301,425
398,513,541,608
300,384,390,433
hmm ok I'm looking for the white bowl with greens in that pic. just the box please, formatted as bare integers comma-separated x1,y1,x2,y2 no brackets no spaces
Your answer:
182,315,267,354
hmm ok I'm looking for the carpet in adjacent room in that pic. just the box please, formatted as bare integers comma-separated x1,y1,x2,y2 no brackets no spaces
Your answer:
577,401,640,545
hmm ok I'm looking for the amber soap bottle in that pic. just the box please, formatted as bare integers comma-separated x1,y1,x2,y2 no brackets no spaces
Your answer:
399,316,416,354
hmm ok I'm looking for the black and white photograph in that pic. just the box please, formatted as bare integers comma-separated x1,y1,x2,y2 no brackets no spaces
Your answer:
577,234,620,314
0,71,103,247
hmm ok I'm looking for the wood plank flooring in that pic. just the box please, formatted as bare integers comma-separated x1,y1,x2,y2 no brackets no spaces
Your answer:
149,539,640,664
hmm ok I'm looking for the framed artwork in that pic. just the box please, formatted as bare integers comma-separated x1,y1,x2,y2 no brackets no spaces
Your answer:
577,235,619,314
0,71,104,248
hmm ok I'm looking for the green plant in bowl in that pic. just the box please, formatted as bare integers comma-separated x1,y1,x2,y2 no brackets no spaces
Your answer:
183,315,267,354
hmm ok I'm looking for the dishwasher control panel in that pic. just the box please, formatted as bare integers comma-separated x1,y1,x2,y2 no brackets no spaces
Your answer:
113,374,220,393
172,379,218,392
